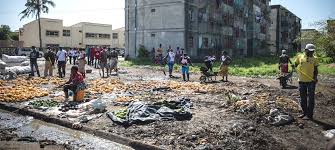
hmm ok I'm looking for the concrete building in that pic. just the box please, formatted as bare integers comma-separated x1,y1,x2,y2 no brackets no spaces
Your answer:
125,0,272,59
19,18,115,48
111,27,125,48
270,5,301,55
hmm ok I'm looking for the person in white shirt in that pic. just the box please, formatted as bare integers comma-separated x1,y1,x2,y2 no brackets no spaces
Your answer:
56,47,67,78
164,46,176,77
72,48,79,65
68,49,74,64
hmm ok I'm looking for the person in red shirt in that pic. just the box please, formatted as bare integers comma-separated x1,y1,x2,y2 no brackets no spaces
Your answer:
90,47,96,66
63,66,85,101
94,48,101,68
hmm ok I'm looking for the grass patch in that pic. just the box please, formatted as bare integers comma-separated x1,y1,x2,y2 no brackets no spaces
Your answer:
120,56,335,77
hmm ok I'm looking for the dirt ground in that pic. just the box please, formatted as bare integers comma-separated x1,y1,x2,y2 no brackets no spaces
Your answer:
1,62,335,150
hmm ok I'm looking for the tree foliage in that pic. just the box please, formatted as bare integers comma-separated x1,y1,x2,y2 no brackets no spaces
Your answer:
0,25,11,40
296,19,335,62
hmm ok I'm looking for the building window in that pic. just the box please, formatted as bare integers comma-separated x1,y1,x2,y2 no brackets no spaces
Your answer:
203,37,209,48
113,33,118,39
85,33,110,39
151,9,156,12
46,30,59,37
151,33,155,37
188,36,194,48
63,30,70,36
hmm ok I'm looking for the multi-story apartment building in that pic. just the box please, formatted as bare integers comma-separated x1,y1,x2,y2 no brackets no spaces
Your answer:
19,18,115,48
270,5,301,54
125,0,271,59
111,27,125,48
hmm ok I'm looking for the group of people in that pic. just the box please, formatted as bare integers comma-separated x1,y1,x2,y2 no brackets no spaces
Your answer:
85,47,119,77
152,44,232,82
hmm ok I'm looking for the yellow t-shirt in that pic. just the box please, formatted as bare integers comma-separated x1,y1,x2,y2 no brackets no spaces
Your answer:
294,54,319,82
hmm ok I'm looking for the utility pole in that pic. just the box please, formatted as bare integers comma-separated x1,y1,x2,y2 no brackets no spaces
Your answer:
134,0,138,57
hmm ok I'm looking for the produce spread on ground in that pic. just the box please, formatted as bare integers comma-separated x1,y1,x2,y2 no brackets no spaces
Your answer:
0,66,334,150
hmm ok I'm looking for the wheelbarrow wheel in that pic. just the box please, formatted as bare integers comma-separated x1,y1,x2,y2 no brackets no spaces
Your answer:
200,76,207,83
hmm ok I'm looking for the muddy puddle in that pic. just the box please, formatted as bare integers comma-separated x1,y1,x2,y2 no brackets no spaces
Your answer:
0,110,133,150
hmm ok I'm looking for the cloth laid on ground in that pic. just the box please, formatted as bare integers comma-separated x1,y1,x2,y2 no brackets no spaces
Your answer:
107,98,193,125
267,108,294,126
2,54,28,63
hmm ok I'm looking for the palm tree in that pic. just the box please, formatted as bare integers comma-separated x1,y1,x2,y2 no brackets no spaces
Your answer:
20,0,55,49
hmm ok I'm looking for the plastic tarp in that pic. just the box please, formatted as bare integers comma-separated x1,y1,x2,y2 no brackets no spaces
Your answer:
2,54,28,63
267,108,294,126
107,98,193,125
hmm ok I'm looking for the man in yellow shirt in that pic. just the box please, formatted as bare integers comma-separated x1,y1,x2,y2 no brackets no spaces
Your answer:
294,44,319,120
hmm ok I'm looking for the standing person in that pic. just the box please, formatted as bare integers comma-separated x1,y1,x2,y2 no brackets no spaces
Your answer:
44,46,56,77
94,48,101,68
29,46,40,77
90,47,96,66
176,47,181,64
295,44,319,120
73,48,78,65
63,66,86,102
86,47,91,65
68,48,73,64
157,44,163,64
278,50,293,75
99,48,109,77
56,47,67,78
151,47,155,63
78,48,86,78
164,48,176,77
180,53,192,81
219,51,232,82
109,48,119,75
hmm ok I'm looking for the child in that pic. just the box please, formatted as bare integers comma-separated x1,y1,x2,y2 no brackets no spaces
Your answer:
63,66,86,101
180,53,192,81
219,51,232,82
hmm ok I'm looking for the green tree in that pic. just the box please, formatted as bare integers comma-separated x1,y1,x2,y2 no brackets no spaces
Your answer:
19,0,55,48
10,32,19,41
0,25,11,40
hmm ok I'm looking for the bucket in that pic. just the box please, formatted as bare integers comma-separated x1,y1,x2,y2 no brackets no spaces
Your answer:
75,90,85,102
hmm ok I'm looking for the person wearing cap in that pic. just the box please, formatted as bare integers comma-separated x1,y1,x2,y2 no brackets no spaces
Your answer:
278,49,293,75
294,43,319,120
29,46,41,77
44,46,56,77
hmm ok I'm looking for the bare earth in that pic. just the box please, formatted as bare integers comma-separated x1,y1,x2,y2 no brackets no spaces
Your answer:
1,62,334,150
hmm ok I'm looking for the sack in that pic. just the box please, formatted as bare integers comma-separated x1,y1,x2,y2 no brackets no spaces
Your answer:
2,54,28,63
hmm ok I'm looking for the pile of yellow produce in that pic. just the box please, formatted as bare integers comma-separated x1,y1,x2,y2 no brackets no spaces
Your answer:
0,77,65,102
88,78,126,94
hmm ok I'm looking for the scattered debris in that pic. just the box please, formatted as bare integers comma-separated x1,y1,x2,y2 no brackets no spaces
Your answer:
267,108,294,126
323,129,335,139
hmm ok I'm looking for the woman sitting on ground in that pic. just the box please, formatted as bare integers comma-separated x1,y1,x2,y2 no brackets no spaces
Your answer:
63,66,86,101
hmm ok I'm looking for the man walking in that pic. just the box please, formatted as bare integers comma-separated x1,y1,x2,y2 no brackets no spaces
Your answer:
295,44,319,120
100,48,109,77
29,46,40,77
56,47,67,78
164,48,176,77
44,46,56,77
109,48,119,75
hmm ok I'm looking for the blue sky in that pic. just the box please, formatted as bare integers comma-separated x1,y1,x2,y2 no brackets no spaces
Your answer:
270,0,335,29
0,0,334,31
